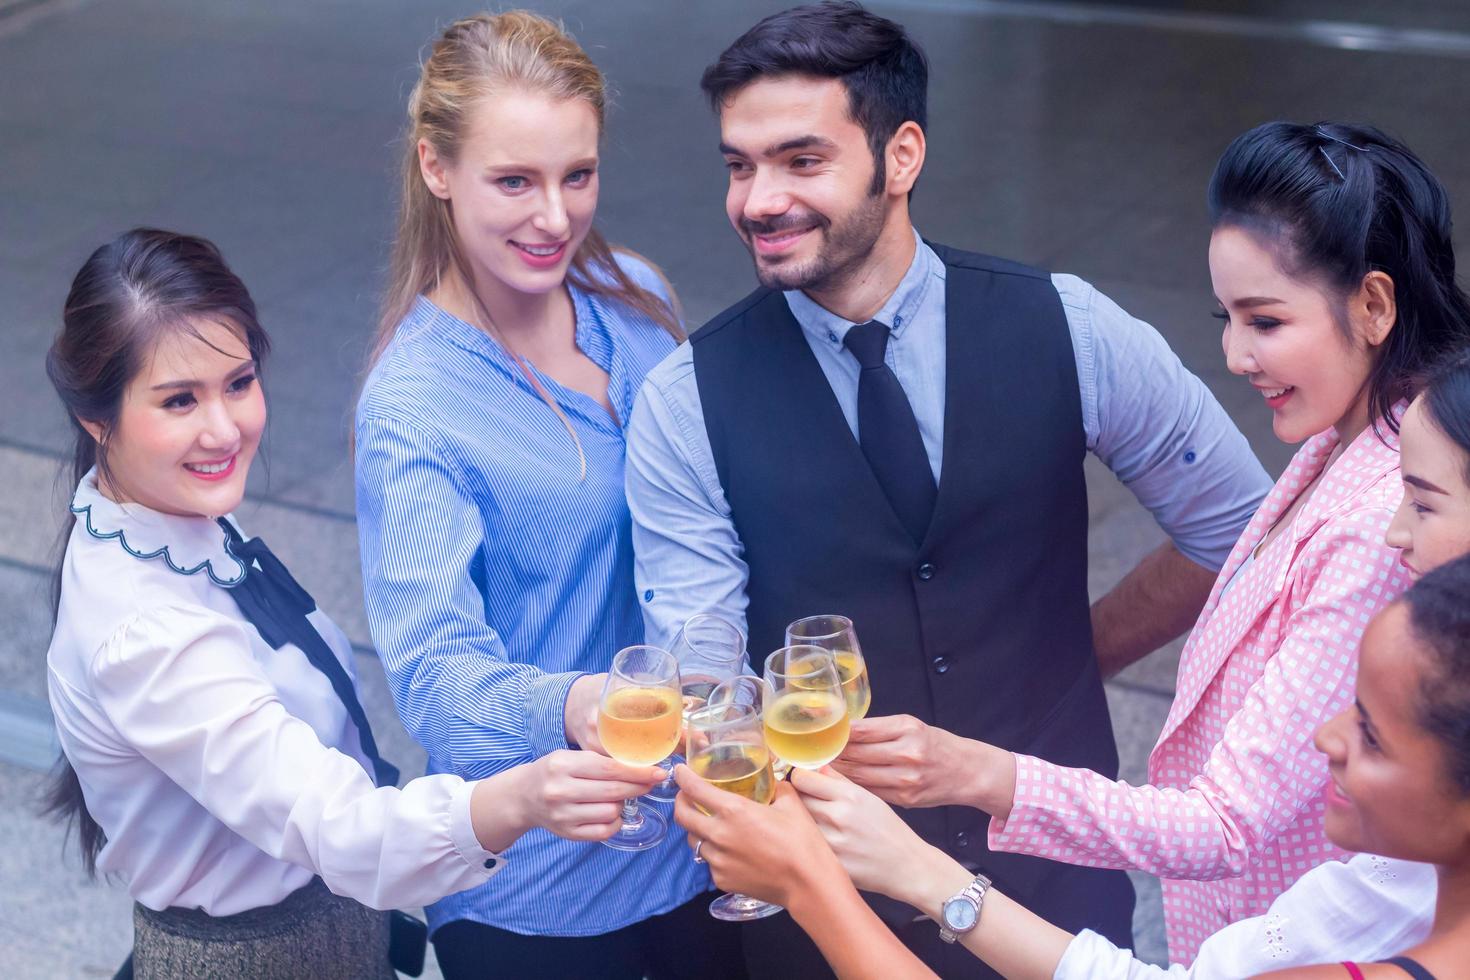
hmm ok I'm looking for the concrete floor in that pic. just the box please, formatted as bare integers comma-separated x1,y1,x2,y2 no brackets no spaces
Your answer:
4,0,1469,975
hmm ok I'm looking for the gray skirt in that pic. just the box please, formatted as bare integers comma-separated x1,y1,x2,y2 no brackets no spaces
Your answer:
132,877,394,980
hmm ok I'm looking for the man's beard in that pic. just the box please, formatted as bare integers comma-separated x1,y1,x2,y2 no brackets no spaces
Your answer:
740,192,887,293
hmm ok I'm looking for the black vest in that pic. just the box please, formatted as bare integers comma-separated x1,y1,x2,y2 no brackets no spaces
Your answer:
692,244,1134,950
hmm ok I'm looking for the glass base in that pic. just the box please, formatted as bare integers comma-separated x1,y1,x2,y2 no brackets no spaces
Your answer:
644,755,682,803
602,801,668,851
710,891,783,922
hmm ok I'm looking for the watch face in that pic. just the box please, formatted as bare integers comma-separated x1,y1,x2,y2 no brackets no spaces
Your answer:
943,897,978,932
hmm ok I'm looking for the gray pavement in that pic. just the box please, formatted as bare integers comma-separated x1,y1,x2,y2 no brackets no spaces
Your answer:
4,0,1470,976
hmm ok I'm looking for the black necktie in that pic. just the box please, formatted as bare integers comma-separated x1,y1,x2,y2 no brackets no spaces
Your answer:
217,519,399,788
843,320,938,542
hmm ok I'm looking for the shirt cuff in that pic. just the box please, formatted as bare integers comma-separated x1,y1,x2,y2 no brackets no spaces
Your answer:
525,670,584,758
987,753,1049,851
447,778,507,881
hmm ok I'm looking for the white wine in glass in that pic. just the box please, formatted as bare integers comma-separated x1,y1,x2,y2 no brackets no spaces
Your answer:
648,612,746,803
599,686,682,765
598,645,680,851
686,698,783,921
785,615,871,720
763,646,850,770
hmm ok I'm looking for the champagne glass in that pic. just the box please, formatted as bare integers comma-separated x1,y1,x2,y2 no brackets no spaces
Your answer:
598,645,681,851
686,692,783,921
785,615,871,720
647,614,746,802
762,646,850,772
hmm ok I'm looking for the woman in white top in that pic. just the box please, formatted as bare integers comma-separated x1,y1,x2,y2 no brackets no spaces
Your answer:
43,229,664,979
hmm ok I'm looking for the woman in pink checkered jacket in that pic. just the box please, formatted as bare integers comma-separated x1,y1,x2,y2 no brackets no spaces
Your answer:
830,121,1470,963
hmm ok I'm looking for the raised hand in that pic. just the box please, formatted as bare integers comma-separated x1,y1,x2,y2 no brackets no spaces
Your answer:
671,762,846,907
562,673,609,753
789,766,939,900
834,714,1015,816
472,749,665,850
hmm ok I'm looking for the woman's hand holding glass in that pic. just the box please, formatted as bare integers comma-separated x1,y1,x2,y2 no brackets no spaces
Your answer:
683,676,784,921
597,645,682,850
472,750,666,849
672,763,847,911
789,767,968,907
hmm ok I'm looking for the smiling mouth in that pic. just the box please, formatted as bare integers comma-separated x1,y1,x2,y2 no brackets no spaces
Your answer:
184,456,236,479
1257,385,1294,399
511,240,566,257
751,226,815,256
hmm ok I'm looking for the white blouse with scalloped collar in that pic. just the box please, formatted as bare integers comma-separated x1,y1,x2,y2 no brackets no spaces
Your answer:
45,471,503,915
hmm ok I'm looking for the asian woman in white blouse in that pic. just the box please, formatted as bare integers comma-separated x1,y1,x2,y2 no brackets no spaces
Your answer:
43,229,665,979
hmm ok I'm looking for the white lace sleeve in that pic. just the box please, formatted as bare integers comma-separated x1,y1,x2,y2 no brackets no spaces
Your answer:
1053,855,1435,980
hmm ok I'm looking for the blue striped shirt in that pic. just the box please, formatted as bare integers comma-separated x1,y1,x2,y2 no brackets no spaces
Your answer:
354,260,709,936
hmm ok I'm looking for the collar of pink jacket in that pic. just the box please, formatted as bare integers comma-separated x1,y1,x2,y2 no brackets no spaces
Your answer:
1158,408,1405,745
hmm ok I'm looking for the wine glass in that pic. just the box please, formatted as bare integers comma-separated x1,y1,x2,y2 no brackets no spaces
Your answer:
647,614,746,802
785,615,870,720
762,646,850,772
685,689,783,921
598,645,681,851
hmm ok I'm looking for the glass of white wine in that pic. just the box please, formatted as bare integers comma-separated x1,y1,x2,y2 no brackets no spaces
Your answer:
762,646,850,772
647,614,746,803
785,615,871,720
598,645,681,851
686,689,783,922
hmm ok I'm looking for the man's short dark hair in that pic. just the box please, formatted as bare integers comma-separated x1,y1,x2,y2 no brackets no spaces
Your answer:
700,1,929,196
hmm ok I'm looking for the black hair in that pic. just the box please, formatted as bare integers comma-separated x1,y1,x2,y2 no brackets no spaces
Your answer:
1405,554,1470,796
43,228,269,874
1207,122,1470,433
1421,348,1470,486
700,1,928,196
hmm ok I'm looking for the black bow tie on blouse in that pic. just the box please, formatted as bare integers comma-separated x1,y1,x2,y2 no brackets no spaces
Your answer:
217,519,399,789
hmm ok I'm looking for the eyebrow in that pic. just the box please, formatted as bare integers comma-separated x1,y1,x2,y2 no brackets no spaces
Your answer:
483,157,598,174
1229,296,1286,308
150,360,255,392
719,134,837,158
1404,474,1450,494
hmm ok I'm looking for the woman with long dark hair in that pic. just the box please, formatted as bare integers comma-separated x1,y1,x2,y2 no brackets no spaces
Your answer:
827,120,1470,963
44,228,662,978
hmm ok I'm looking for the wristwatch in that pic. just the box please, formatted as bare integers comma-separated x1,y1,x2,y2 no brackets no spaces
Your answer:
938,872,992,943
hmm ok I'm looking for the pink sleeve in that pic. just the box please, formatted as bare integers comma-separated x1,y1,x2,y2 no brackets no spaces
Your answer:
989,509,1407,881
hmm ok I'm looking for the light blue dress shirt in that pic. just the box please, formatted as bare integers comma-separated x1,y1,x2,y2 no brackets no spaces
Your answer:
355,258,710,937
626,231,1272,648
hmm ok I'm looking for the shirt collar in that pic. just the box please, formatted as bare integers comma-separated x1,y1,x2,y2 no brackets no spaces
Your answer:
784,227,940,351
69,469,247,587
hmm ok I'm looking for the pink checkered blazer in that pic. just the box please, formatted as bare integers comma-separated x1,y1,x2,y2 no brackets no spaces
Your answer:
989,420,1410,963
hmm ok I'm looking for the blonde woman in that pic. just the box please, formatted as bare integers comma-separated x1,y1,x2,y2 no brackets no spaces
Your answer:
354,13,741,979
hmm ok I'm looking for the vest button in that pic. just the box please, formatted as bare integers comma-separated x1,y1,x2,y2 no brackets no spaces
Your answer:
953,831,970,850
931,656,949,674
916,562,936,581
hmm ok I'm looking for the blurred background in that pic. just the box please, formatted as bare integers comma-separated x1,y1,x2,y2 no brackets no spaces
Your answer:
4,0,1468,975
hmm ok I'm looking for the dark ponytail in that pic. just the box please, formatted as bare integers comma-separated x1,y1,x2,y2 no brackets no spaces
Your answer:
43,229,269,874
1207,121,1470,432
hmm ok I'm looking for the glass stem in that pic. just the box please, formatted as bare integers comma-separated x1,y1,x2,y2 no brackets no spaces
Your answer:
621,798,643,830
